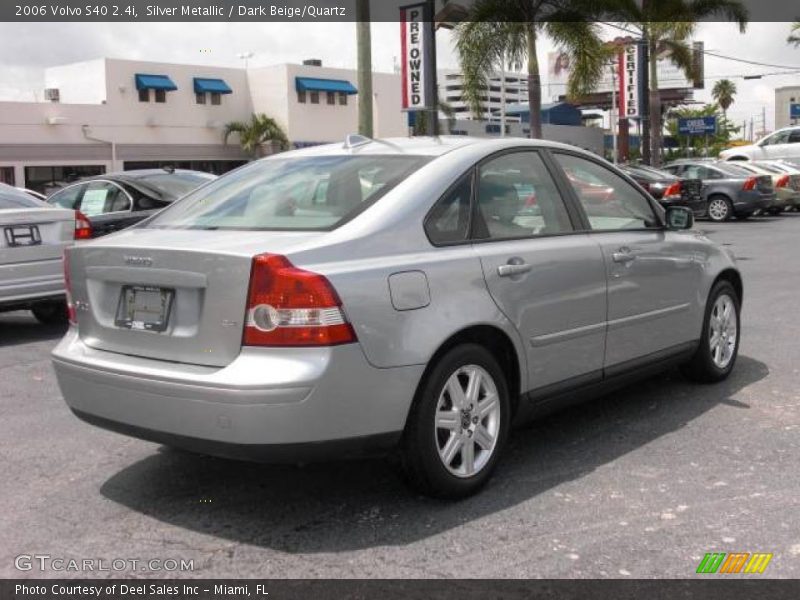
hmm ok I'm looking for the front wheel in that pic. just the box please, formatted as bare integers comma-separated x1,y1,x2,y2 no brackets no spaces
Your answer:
401,344,511,498
681,281,740,383
707,196,732,222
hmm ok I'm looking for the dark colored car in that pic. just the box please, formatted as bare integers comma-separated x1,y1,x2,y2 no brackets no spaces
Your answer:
46,169,216,237
620,164,706,216
663,161,776,222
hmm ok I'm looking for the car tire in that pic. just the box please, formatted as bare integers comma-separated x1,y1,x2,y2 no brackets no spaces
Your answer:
31,300,68,325
400,343,511,499
707,196,732,222
681,281,740,384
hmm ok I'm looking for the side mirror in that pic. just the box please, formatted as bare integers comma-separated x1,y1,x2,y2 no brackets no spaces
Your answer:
665,206,694,230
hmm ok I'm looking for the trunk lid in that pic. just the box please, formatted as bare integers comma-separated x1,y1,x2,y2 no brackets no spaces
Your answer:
0,207,74,266
755,175,773,193
71,228,324,367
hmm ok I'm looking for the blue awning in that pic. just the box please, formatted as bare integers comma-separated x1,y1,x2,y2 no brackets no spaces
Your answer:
134,74,177,92
295,77,358,95
193,78,233,95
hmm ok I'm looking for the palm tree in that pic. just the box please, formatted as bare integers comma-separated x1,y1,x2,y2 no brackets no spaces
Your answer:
788,21,800,47
454,0,610,139
605,0,748,166
223,114,288,157
712,79,737,124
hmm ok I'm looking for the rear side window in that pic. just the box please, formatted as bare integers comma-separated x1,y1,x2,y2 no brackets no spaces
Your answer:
554,153,658,231
78,181,131,216
146,156,428,231
48,184,85,209
425,174,472,244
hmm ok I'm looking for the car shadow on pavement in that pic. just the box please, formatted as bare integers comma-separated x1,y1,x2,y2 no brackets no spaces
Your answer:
0,312,67,347
100,355,769,553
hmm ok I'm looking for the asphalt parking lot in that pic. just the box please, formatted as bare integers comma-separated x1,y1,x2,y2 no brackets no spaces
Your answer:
2,214,800,579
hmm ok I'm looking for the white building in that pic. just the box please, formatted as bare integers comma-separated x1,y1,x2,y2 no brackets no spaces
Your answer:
438,68,529,121
775,86,800,130
0,58,406,193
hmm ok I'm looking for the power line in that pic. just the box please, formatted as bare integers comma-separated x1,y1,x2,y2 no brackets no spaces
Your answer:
599,21,800,71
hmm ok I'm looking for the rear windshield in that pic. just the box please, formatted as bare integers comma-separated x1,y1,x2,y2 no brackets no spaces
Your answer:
146,155,429,231
133,172,216,200
715,163,753,177
0,185,47,209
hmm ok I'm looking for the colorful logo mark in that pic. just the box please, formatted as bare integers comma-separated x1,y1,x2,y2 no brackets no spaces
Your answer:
696,552,773,574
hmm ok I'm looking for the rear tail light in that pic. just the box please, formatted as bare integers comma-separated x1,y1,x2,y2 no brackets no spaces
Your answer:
742,177,757,191
776,175,790,188
663,182,681,197
63,248,77,325
74,211,92,240
243,253,357,347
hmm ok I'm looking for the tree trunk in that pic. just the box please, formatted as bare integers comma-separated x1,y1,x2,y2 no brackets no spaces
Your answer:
356,1,373,138
526,24,542,139
648,38,662,167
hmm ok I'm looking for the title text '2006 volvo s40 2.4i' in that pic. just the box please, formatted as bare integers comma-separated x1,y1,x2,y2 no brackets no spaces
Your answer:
52,136,743,498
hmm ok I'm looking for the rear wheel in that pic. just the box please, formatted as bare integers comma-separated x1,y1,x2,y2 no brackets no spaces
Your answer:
401,344,511,498
31,300,68,325
681,281,740,383
707,196,732,222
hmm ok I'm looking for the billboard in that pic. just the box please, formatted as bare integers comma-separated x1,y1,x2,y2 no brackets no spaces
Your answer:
400,3,435,110
678,116,717,136
548,41,703,98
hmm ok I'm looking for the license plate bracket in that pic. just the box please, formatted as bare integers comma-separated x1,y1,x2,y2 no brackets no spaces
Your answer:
115,285,174,332
4,225,41,247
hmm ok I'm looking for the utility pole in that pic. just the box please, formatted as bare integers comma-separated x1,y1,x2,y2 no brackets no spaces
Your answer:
356,0,373,138
500,51,507,138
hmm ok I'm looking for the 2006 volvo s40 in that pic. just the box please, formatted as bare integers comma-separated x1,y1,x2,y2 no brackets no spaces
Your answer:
52,137,742,498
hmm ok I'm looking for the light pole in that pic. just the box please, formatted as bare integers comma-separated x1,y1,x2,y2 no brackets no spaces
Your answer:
237,52,254,69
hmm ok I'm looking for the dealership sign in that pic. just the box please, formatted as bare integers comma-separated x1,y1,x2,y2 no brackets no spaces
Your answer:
400,3,434,110
620,43,642,118
791,103,800,119
678,116,717,136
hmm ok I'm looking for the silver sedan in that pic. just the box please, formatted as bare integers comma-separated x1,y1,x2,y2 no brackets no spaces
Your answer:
52,137,742,498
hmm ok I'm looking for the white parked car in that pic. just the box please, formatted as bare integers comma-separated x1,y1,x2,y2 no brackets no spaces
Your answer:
719,126,800,162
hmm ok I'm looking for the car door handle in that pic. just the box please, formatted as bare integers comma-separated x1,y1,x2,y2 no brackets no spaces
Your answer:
612,250,636,264
497,263,532,277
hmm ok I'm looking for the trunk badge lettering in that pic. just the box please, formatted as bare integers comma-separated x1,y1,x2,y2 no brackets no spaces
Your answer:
124,256,153,267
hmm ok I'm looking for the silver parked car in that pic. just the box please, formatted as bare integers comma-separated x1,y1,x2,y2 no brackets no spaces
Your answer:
1,183,78,323
52,137,743,498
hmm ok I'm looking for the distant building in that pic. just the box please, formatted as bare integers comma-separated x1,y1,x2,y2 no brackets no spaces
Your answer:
0,58,405,192
775,86,800,130
438,68,528,121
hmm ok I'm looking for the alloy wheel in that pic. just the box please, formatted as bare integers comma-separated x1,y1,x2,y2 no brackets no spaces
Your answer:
434,365,501,478
709,294,738,369
708,198,729,221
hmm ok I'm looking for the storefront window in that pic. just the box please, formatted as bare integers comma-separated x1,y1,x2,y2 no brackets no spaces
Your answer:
24,165,105,195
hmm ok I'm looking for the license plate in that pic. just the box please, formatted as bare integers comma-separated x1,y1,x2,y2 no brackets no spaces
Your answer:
4,225,41,247
115,285,174,332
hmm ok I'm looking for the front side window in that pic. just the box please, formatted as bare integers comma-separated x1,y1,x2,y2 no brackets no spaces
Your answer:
146,156,429,231
554,153,659,231
78,182,131,216
475,151,572,240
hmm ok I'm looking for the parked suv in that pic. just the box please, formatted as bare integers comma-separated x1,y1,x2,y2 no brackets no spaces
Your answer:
719,126,800,162
52,138,743,498
663,160,776,221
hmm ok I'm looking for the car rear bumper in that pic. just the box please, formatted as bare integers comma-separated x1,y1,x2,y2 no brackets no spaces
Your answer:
52,329,423,459
0,257,64,307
